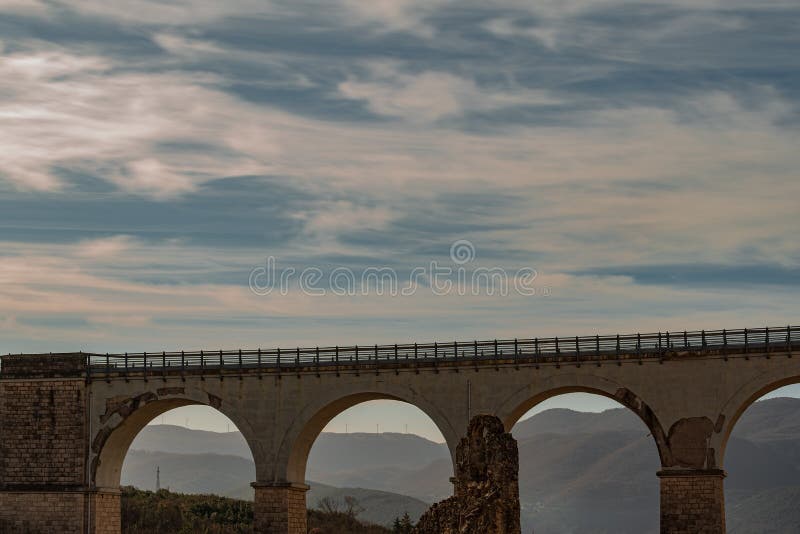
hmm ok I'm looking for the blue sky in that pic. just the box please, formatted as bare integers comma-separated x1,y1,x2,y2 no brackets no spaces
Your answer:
1,1,799,435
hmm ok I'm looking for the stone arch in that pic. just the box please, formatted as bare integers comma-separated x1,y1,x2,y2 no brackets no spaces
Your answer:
92,385,257,489
494,374,669,465
717,369,800,466
282,388,460,485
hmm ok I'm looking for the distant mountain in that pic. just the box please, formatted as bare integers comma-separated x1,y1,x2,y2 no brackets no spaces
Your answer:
122,450,255,498
130,426,454,503
124,397,800,533
307,433,451,504
129,425,252,459
512,407,643,439
130,426,449,473
307,481,429,526
725,396,800,442
122,450,429,526
727,487,800,534
509,398,800,533
308,432,449,472
515,429,660,533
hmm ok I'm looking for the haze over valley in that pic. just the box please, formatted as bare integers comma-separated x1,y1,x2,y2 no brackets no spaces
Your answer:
123,398,800,533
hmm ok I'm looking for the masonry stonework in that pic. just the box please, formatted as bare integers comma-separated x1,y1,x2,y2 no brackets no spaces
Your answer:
253,484,308,534
0,378,86,485
659,470,726,534
0,354,91,533
414,415,521,534
92,491,122,534
0,491,85,533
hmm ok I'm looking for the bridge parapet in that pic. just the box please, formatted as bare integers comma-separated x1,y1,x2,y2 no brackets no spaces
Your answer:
1,352,87,379
3,325,787,381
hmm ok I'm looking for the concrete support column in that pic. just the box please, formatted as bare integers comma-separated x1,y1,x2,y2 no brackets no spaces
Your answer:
658,469,726,534
252,482,309,534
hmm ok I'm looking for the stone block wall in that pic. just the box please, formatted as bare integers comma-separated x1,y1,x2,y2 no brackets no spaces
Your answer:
0,378,86,486
92,491,122,534
659,470,726,534
0,491,85,533
253,484,308,534
0,354,90,533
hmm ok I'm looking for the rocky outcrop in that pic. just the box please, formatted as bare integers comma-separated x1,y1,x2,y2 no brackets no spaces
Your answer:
414,414,520,534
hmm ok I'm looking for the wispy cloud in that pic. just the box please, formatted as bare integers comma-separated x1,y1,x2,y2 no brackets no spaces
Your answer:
2,237,797,353
75,235,138,258
338,62,559,122
0,0,797,352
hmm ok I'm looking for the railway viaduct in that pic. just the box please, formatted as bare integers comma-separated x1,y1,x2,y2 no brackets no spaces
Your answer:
1,326,798,534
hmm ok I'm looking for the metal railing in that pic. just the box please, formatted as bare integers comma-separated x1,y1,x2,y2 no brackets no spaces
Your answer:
72,325,798,380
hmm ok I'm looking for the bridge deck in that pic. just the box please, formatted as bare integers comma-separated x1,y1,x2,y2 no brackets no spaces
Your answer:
4,326,798,380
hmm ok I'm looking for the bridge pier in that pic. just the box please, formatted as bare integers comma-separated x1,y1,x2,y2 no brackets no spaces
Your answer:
252,482,309,534
658,469,726,534
90,489,123,534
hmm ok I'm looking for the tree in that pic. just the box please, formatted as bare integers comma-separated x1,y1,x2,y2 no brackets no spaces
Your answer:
343,495,364,518
317,497,342,514
392,512,414,533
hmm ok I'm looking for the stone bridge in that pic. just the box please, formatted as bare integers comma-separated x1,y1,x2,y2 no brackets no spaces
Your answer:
0,326,798,533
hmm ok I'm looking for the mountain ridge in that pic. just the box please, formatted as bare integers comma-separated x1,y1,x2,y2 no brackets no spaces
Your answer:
123,397,800,533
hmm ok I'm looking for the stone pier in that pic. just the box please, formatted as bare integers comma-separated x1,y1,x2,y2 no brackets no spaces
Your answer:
659,470,726,534
253,483,309,534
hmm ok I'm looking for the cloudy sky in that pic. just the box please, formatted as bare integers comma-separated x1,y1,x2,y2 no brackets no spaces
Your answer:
2,1,799,436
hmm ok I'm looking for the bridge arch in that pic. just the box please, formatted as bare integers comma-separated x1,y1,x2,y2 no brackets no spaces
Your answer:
281,387,460,485
494,373,669,465
717,367,800,466
509,388,664,533
92,385,258,489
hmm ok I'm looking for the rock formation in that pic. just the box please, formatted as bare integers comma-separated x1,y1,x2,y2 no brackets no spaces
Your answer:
414,414,520,534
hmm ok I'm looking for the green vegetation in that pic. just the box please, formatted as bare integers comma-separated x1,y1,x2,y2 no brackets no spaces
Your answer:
121,486,414,534
391,512,415,534
121,486,252,534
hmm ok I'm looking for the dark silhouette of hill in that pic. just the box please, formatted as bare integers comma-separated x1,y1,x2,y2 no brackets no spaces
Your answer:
124,397,800,533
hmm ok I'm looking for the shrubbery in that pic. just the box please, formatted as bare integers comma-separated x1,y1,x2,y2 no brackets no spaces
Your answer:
121,487,252,533
121,487,412,534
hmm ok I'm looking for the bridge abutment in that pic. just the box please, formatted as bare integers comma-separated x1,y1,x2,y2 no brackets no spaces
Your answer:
0,354,93,533
658,469,726,534
253,482,308,534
